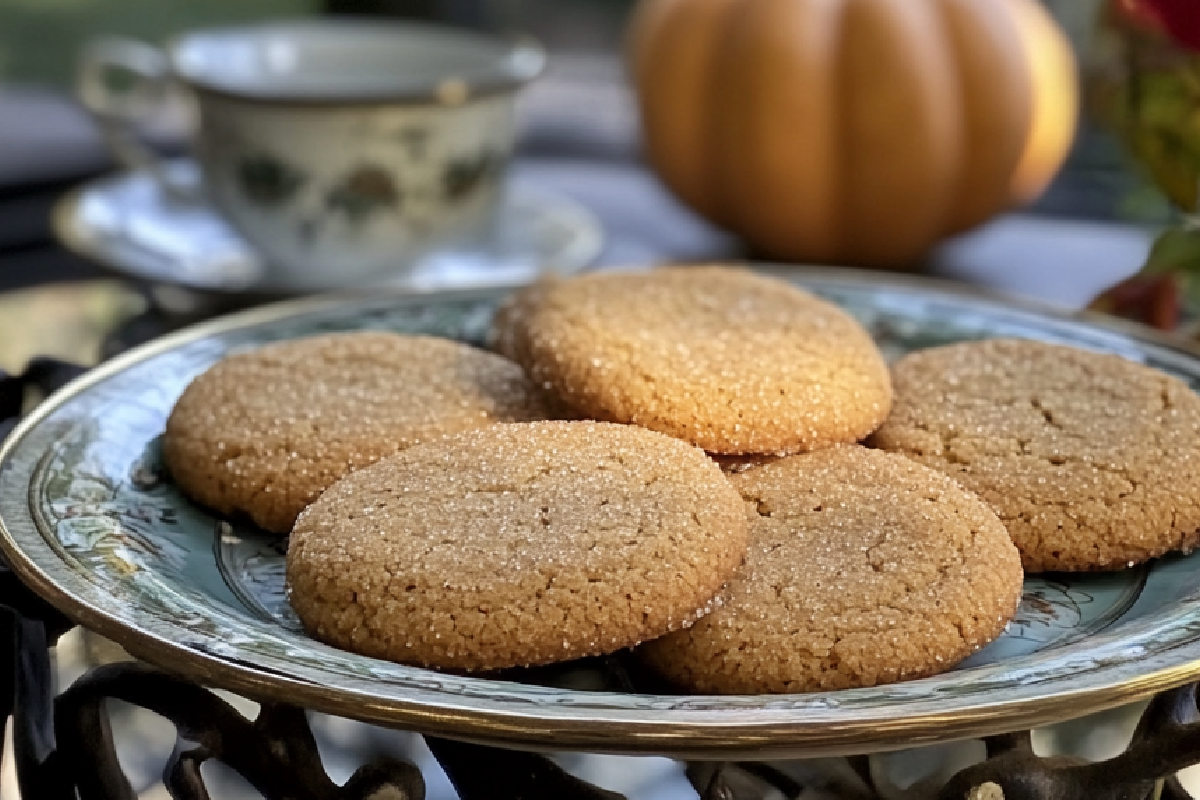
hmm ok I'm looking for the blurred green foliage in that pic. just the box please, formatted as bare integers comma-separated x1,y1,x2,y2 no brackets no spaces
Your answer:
0,0,317,87
1091,17,1200,215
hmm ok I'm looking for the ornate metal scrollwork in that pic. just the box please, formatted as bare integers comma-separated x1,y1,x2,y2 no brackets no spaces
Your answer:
52,663,425,800
936,687,1200,800
425,736,624,799
682,692,1200,800
0,591,626,800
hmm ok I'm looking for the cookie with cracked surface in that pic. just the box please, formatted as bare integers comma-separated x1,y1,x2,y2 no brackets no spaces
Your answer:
489,266,893,455
286,421,749,671
639,445,1022,694
164,332,551,534
869,338,1200,572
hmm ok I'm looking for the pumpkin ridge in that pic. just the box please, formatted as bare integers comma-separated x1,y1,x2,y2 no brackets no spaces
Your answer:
1009,0,1078,204
937,0,1034,235
630,0,740,226
838,0,962,268
719,0,845,262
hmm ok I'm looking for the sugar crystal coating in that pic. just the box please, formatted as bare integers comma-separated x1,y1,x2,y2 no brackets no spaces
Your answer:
489,266,893,454
286,421,749,671
164,332,551,533
639,445,1023,694
870,338,1200,572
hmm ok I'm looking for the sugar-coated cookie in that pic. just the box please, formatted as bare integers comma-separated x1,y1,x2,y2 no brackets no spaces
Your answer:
640,445,1022,694
870,338,1200,572
286,421,749,671
164,332,550,533
489,266,893,455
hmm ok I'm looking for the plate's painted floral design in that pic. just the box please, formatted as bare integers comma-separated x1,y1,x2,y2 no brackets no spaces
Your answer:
6,268,1200,759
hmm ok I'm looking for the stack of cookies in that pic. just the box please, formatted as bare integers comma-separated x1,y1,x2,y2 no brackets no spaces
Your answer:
162,265,1200,695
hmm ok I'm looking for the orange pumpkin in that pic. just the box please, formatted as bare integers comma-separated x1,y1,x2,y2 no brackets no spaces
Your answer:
628,0,1078,269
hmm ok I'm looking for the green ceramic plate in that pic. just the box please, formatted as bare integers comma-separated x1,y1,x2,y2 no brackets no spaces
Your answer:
2,266,1199,760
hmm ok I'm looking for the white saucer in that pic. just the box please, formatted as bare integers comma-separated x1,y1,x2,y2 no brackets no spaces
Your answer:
53,161,603,295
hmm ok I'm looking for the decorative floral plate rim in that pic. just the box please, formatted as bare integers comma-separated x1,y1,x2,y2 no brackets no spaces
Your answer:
5,265,1200,760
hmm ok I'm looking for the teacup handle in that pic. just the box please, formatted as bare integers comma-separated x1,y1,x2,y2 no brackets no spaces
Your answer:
77,37,198,200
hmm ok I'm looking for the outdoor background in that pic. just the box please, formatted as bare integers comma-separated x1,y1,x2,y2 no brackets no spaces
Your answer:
0,0,1100,84
0,0,633,87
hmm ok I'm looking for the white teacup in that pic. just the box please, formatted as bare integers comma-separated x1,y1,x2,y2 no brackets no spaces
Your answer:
78,20,545,289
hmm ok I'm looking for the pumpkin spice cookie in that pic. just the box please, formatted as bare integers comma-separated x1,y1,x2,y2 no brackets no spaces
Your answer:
869,338,1200,572
640,445,1023,694
163,332,551,534
286,421,749,671
488,266,893,455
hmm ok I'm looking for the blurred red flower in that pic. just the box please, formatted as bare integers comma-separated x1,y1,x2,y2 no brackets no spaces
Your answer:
1116,0,1200,51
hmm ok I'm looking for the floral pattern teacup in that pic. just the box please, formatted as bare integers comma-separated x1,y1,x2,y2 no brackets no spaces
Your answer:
78,20,544,288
